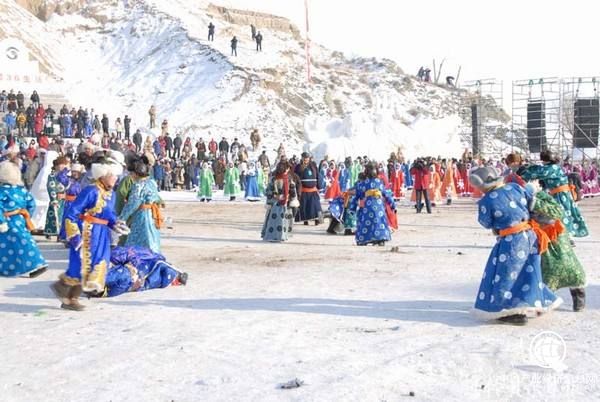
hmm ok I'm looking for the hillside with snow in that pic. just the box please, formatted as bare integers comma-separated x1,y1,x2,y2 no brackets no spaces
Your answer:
2,0,506,160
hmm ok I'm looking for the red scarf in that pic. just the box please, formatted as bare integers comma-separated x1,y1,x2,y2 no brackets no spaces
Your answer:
276,172,289,204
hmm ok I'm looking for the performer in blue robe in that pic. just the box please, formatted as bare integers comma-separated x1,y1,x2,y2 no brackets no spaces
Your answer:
520,151,588,238
294,152,322,225
51,157,127,310
0,161,48,277
338,163,350,192
349,164,395,246
469,167,561,325
118,160,162,253
59,164,85,242
402,162,413,189
104,246,187,297
244,162,261,201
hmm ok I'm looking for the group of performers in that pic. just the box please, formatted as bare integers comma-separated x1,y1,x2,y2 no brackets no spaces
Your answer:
0,148,187,311
471,151,588,325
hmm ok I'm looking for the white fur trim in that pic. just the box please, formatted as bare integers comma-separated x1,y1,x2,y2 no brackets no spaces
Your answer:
91,162,123,179
0,161,24,186
470,297,563,320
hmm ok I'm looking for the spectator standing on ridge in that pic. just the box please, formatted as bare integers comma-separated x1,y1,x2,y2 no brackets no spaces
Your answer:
446,76,455,87
424,68,432,82
115,117,123,139
251,24,256,40
124,115,131,139
149,105,156,128
255,32,263,52
231,36,238,56
208,22,215,41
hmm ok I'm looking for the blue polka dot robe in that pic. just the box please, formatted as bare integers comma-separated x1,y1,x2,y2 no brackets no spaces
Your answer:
0,184,47,277
349,178,395,245
473,183,562,319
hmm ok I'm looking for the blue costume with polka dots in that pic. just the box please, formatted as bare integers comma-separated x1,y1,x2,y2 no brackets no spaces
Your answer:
473,183,562,318
349,178,395,245
0,184,47,277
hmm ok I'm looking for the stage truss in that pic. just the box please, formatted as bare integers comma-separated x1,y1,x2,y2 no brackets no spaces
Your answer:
459,78,508,157
561,77,600,161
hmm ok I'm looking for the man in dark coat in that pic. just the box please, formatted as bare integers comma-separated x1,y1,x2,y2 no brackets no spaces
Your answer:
132,129,143,153
218,137,229,158
16,91,25,109
26,105,35,136
164,133,173,159
196,138,207,160
255,32,263,52
101,114,109,135
173,133,182,159
30,90,40,108
124,115,131,139
294,152,322,225
208,22,215,41
258,150,270,168
231,36,238,56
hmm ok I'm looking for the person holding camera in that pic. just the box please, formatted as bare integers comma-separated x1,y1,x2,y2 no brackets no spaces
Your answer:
410,159,432,214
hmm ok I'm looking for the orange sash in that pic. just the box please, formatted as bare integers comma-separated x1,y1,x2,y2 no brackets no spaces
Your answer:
498,220,549,254
549,184,577,201
4,209,35,231
65,195,76,202
140,204,164,229
541,220,565,243
79,214,109,226
301,187,318,193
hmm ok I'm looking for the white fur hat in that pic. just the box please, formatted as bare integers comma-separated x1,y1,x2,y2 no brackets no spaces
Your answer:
469,166,503,191
0,161,24,186
91,157,124,180
71,163,85,173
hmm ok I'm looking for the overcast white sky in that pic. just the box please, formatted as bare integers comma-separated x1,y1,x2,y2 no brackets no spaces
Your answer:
216,0,599,86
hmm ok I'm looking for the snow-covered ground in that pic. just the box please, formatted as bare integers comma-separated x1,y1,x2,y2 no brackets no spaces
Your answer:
1,198,599,401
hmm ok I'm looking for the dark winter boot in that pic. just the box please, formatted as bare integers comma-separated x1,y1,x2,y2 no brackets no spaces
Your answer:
344,229,353,236
29,266,48,278
177,272,189,286
497,314,528,326
50,279,71,303
326,219,338,234
570,288,586,312
62,285,85,311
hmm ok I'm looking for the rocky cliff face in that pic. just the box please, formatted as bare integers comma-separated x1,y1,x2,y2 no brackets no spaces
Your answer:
15,0,87,21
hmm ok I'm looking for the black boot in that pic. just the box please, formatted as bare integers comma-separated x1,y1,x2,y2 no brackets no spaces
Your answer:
570,288,586,312
497,314,528,326
344,229,353,236
29,266,48,278
326,220,338,235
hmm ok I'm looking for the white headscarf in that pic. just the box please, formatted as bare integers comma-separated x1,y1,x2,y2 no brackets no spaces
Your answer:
30,150,58,230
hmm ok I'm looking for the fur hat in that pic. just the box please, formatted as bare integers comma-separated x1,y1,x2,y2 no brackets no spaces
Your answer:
0,161,24,186
469,166,503,191
91,157,124,180
71,163,85,173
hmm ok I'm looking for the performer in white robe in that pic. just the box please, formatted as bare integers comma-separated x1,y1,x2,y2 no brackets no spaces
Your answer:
30,150,58,230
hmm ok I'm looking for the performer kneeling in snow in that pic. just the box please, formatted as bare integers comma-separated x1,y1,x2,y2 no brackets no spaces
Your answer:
349,164,396,246
470,166,561,325
104,246,187,297
51,157,129,310
0,161,48,278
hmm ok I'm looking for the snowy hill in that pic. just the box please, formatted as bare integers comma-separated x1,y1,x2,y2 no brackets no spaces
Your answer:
4,0,500,160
